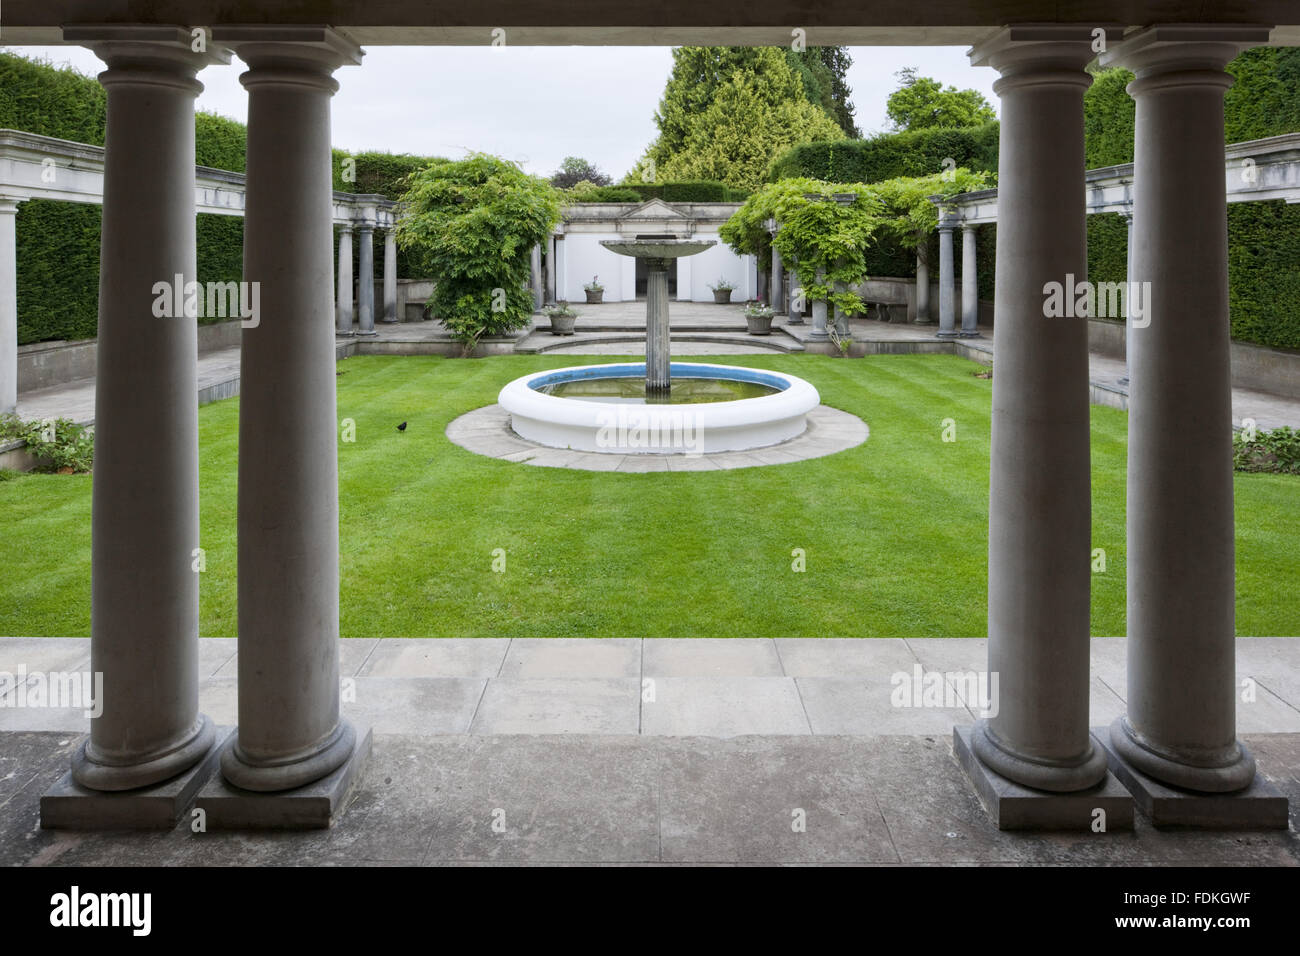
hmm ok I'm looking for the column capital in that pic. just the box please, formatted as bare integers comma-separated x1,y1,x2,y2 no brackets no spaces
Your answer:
0,196,21,214
970,23,1122,83
63,24,231,91
212,25,362,91
1099,23,1273,81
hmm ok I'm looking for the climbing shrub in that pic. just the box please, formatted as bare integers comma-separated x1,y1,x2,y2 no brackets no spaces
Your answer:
396,155,561,349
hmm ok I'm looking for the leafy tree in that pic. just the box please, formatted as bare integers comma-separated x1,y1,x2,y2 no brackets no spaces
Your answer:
396,155,561,351
788,47,860,137
886,68,996,132
650,47,846,191
550,156,612,189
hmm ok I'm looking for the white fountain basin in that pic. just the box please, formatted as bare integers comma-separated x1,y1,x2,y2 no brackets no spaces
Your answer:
498,362,821,455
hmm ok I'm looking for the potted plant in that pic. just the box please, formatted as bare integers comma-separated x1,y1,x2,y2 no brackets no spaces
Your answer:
584,276,604,304
743,302,774,335
544,302,578,335
710,277,736,304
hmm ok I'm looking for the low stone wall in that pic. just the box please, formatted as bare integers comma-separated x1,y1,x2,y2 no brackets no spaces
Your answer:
18,319,243,392
1088,318,1300,401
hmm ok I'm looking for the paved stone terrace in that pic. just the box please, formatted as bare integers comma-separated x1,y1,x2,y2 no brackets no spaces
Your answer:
15,303,1300,430
3,637,1297,865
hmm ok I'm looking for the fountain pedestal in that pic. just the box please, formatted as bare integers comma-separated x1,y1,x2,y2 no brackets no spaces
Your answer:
600,237,715,396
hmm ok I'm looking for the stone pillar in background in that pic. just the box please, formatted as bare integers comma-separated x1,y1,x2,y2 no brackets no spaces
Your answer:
914,247,931,323
382,228,398,323
207,26,367,816
336,223,354,336
956,27,1126,828
960,223,979,336
530,243,543,311
936,216,958,338
809,267,829,340
0,198,18,415
1101,25,1284,826
545,235,557,305
59,26,228,800
356,222,376,335
770,241,785,315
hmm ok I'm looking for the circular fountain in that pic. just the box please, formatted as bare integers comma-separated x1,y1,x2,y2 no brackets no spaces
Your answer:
497,235,822,455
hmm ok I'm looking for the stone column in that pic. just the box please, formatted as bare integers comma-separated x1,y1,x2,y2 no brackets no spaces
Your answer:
963,26,1112,800
936,218,958,338
914,247,931,323
770,241,785,315
356,222,376,335
645,257,671,394
335,224,354,336
961,223,979,336
1102,25,1273,803
785,256,803,324
382,228,398,323
212,25,363,796
545,235,557,305
60,26,228,793
529,243,543,311
0,198,18,415
809,267,829,340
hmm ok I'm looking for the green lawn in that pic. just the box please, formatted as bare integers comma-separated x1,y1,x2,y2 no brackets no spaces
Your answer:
1,352,1297,637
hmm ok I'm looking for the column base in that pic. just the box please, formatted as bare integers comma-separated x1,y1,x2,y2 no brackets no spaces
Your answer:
336,330,356,338
1101,720,1285,827
955,726,1134,831
220,717,357,792
71,713,216,792
785,316,804,325
197,722,371,829
42,725,229,830
958,330,983,339
970,717,1109,792
355,329,379,337
935,329,961,339
913,318,935,326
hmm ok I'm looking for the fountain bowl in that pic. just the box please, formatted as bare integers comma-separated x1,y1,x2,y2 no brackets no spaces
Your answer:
498,362,820,455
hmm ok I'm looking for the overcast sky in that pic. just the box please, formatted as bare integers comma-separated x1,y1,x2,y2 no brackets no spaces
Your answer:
14,44,1000,180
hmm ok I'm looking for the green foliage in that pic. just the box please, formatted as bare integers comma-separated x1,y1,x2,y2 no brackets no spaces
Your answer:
768,122,1000,185
787,47,860,137
0,52,106,146
15,200,102,343
395,154,561,349
194,111,247,171
1227,201,1300,350
1086,202,1300,350
626,180,748,202
0,415,95,472
333,150,449,197
1235,426,1300,474
562,182,644,203
723,169,991,313
551,157,611,189
885,68,997,132
648,47,847,190
1082,68,1136,168
1226,48,1300,143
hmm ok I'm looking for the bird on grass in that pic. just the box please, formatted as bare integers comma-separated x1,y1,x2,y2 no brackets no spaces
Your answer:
397,421,408,432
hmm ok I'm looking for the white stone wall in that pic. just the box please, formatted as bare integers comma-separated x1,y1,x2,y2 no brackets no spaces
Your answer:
558,228,756,303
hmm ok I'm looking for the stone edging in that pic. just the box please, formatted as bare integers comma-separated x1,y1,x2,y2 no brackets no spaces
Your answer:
445,403,868,471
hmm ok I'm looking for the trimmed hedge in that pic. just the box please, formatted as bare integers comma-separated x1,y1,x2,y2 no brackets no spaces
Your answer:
626,180,749,202
767,123,1000,184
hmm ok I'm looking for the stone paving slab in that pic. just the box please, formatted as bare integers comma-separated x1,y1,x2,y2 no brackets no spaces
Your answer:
446,402,869,472
1,731,1295,866
3,637,1298,739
